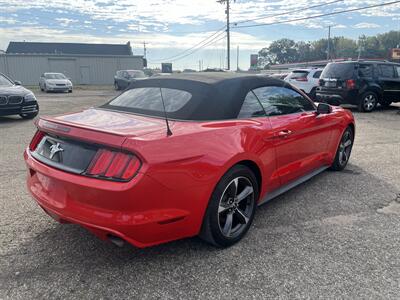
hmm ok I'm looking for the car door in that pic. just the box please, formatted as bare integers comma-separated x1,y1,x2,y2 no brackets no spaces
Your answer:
377,64,399,101
237,91,281,193
253,85,335,185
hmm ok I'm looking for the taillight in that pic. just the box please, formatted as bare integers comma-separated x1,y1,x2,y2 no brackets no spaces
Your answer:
86,149,141,181
346,79,356,90
295,77,308,82
29,130,45,151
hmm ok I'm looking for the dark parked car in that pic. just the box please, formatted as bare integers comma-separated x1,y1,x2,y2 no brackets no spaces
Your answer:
0,73,39,119
316,61,400,112
114,70,147,90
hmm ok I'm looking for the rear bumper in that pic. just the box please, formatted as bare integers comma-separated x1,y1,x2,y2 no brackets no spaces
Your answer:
24,149,203,248
0,102,39,116
316,88,359,105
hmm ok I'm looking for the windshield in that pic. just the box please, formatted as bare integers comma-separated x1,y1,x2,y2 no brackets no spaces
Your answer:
0,74,13,86
321,63,355,80
126,71,146,78
45,73,66,79
103,87,192,119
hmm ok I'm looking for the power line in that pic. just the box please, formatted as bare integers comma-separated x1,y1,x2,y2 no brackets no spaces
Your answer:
234,1,400,29
167,33,227,63
149,25,226,62
233,0,345,25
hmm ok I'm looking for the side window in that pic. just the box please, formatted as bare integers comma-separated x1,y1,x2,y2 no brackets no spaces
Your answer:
237,92,266,118
253,86,315,116
378,65,395,78
313,71,322,78
358,64,373,78
395,66,400,78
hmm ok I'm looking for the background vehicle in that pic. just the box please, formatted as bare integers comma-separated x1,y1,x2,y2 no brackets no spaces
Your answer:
114,70,147,90
25,74,355,248
39,73,73,93
317,61,400,112
284,68,323,100
269,73,288,80
0,73,39,119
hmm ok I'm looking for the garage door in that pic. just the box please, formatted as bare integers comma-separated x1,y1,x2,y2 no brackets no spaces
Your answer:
49,58,76,83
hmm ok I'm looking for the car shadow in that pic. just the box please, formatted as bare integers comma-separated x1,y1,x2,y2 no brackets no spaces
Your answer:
1,162,398,296
0,115,30,124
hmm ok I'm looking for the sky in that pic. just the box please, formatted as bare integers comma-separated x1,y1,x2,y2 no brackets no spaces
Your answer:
0,0,399,70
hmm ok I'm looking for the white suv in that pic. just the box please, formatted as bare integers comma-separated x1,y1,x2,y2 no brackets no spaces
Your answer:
284,68,323,100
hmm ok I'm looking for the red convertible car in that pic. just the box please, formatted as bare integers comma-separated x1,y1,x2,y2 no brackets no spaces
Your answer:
25,73,355,248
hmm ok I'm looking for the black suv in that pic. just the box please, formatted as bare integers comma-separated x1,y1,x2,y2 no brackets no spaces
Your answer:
316,61,400,112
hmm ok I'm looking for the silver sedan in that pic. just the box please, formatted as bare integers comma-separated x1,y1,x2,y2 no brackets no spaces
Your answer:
39,73,73,93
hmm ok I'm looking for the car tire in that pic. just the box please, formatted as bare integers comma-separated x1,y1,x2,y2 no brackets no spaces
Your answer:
44,84,49,93
199,165,259,248
20,111,38,120
330,126,354,171
358,91,378,112
114,82,120,90
68,89,73,93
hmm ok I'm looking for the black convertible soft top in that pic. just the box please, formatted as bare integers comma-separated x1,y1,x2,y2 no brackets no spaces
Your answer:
102,73,288,121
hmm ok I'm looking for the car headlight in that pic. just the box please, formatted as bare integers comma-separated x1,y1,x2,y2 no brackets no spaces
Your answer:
24,92,36,102
67,81,72,86
46,82,55,86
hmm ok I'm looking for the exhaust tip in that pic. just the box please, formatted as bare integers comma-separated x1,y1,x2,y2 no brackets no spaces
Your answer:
108,235,125,247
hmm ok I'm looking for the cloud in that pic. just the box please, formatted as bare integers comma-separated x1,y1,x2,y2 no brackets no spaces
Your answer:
353,22,381,29
0,17,17,24
56,18,79,27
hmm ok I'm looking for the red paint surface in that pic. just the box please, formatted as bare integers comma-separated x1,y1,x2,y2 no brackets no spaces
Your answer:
25,107,354,248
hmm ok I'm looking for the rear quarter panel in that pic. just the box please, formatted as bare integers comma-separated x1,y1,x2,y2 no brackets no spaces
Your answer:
122,119,277,232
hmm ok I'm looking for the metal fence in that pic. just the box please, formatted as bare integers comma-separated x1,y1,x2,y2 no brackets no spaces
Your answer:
0,54,143,85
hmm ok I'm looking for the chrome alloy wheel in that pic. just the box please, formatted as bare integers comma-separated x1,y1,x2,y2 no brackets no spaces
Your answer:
363,94,377,111
217,177,255,238
338,130,352,166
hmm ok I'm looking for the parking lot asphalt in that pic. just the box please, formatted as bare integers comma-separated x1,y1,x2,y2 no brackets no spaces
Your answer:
1,89,399,299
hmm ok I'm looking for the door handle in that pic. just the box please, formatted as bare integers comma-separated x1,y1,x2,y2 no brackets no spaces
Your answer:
277,130,292,138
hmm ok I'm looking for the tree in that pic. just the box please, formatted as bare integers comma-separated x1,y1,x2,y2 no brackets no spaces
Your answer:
257,30,400,68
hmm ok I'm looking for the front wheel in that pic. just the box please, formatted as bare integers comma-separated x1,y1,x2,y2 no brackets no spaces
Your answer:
358,91,377,112
330,126,354,171
114,82,120,90
200,165,258,247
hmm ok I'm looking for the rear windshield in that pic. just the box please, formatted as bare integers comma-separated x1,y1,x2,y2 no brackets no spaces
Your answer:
288,71,309,79
321,63,355,79
103,87,192,118
127,71,146,78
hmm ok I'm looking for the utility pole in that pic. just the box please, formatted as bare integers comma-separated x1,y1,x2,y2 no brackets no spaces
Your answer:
143,41,147,59
218,0,234,70
236,45,239,71
327,25,331,61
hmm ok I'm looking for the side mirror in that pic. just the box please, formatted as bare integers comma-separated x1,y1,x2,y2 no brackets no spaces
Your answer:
317,103,332,114
14,80,22,86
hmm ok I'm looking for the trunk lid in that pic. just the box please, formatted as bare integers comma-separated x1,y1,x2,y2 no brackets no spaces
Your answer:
32,108,168,176
40,108,168,140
